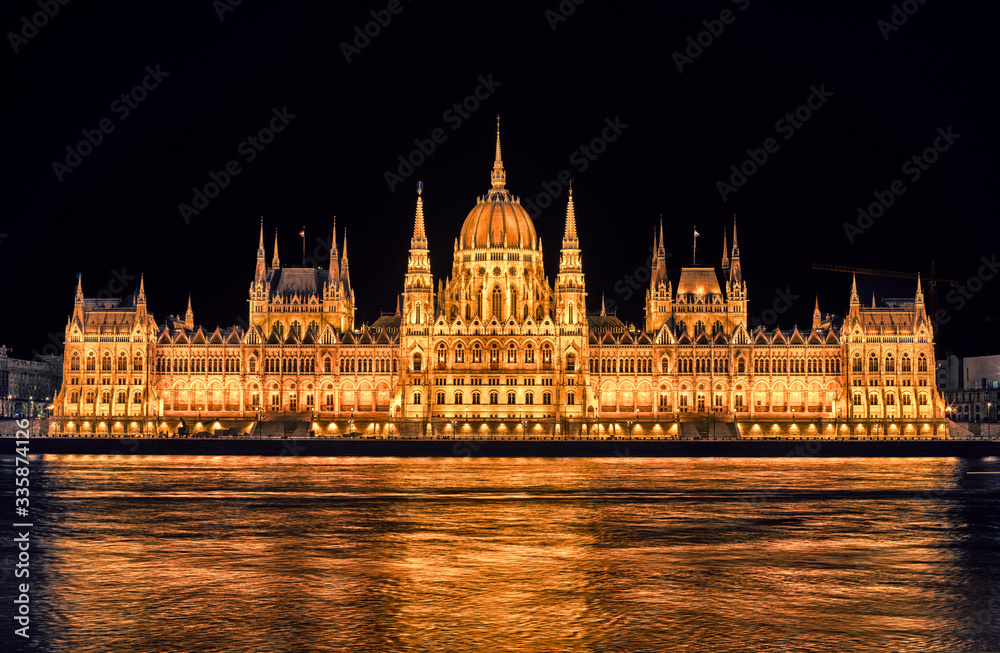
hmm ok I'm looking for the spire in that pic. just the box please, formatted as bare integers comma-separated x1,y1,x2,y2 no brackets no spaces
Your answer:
489,116,507,196
412,181,428,248
731,214,740,257
562,185,578,247
329,216,340,277
872,293,876,309
185,294,194,330
812,296,821,329
850,274,859,305
75,273,83,302
915,273,924,305
340,230,351,292
601,294,606,316
271,230,280,268
257,218,265,258
137,274,146,304
658,216,665,255
721,232,730,271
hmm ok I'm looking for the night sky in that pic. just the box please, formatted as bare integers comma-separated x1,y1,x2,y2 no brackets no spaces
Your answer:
4,0,997,361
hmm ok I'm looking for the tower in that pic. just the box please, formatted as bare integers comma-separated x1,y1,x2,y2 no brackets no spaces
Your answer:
645,218,672,333
402,182,434,327
555,187,586,326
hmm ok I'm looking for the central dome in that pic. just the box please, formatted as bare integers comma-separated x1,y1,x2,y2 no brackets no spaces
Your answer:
459,121,538,250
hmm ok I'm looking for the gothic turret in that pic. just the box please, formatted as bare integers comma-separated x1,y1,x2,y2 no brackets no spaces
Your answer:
555,187,586,325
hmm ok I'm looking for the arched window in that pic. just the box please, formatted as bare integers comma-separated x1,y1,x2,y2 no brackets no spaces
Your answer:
507,343,517,363
542,343,552,366
661,357,669,373
489,391,499,405
567,302,575,324
903,393,912,406
901,354,912,373
413,391,422,405
102,352,112,371
415,303,421,323
918,393,928,406
507,391,515,405
324,357,331,373
853,393,862,406
885,353,895,373
525,391,534,405
455,391,463,405
566,353,576,371
437,344,447,365
71,353,80,371
567,392,575,405
455,344,465,363
853,354,863,373
869,353,879,373
117,352,127,371
869,393,879,406
436,391,445,405
542,392,552,405
492,286,503,319
472,391,481,405
412,353,422,371
472,344,482,364
918,353,927,372
524,344,535,364
249,357,257,373
133,354,143,371
886,393,896,406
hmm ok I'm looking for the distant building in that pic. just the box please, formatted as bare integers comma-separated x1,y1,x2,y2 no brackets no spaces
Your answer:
48,124,948,438
0,345,62,418
941,354,1000,422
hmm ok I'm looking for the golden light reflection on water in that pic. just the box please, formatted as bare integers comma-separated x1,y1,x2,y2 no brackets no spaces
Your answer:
17,456,1000,652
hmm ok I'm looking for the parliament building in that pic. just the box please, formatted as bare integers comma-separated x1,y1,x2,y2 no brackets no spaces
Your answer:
50,126,948,438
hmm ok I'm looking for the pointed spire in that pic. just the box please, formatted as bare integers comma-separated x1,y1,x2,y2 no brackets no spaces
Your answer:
872,293,877,309
340,229,351,292
137,274,146,304
257,218,265,258
412,181,427,247
658,216,665,254
396,293,401,316
915,273,924,305
850,274,859,304
601,294,606,316
329,216,340,276
731,214,740,257
75,273,84,302
722,232,730,270
812,296,821,329
489,116,507,195
562,185,578,246
271,230,280,268
185,294,194,330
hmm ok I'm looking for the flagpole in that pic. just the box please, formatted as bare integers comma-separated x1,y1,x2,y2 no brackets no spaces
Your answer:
692,225,697,266
301,226,306,266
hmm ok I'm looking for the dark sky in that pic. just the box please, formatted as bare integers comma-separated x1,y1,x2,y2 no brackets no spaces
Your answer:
4,0,997,360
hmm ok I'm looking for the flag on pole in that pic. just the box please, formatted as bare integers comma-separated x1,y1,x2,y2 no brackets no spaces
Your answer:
694,229,700,237
299,227,305,237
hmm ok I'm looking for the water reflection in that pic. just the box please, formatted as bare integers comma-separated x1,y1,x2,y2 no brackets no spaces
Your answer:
6,456,999,652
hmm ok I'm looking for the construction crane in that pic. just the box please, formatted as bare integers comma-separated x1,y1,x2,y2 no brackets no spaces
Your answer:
811,261,961,320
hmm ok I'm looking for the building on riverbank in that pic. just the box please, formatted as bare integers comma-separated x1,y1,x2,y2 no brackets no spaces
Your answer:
48,124,948,438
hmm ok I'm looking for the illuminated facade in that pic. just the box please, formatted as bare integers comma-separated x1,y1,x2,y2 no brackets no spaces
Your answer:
50,125,947,437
